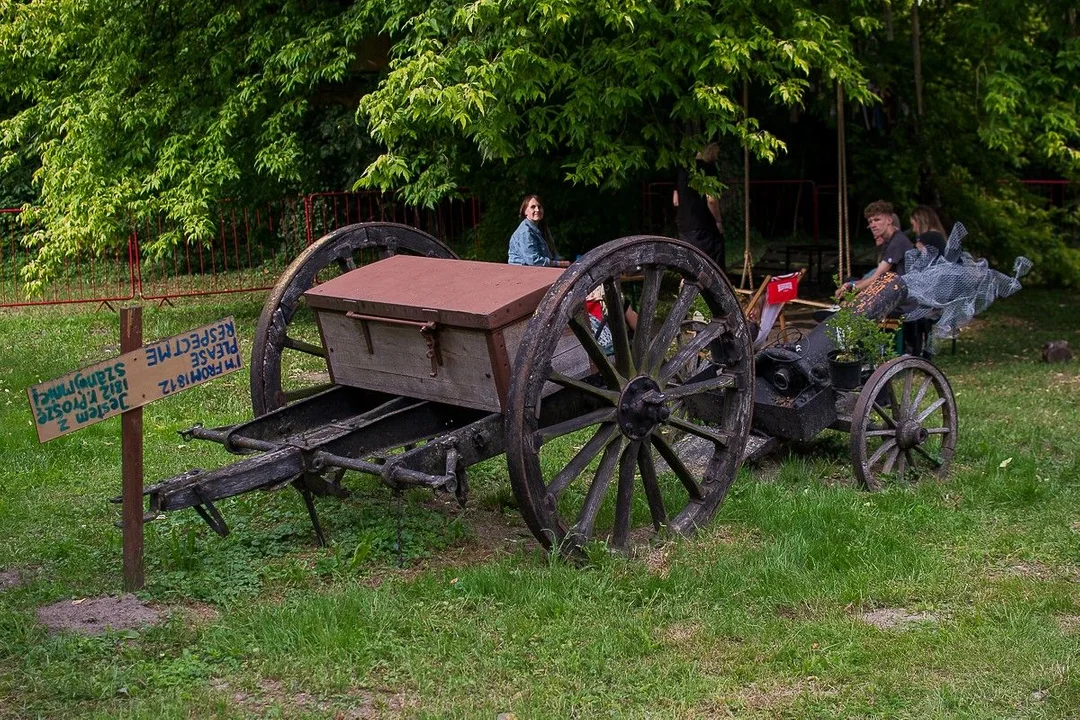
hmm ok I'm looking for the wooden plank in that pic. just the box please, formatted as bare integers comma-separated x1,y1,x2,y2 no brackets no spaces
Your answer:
318,311,510,412
120,307,144,592
27,317,242,442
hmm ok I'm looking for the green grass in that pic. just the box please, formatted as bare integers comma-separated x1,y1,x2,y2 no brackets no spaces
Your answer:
1,288,1078,718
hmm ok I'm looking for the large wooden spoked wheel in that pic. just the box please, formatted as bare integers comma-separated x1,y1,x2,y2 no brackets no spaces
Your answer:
251,223,456,416
850,356,958,491
505,236,755,555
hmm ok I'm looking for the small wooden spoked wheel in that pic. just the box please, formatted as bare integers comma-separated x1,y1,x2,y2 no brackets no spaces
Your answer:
850,356,958,491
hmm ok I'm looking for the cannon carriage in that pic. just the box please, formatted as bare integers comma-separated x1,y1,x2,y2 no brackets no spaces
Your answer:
146,222,957,556
745,273,957,490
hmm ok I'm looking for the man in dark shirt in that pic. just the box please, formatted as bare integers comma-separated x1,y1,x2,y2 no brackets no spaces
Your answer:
834,199,913,299
835,199,922,354
673,143,725,272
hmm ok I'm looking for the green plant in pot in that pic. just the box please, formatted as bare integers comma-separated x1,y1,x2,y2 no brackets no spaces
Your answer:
824,296,896,389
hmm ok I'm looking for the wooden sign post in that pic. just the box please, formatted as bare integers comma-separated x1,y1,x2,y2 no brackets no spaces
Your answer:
121,307,144,591
27,312,243,590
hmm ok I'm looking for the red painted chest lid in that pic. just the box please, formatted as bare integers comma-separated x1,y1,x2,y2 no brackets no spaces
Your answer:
304,255,565,330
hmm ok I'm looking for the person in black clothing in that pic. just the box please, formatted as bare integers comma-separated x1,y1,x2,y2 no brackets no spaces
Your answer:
673,143,725,272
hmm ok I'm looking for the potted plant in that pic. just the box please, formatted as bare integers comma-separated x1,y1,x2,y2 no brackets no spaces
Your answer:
824,294,896,389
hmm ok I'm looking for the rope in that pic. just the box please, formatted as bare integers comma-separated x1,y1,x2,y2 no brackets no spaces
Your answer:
836,83,851,282
739,80,754,290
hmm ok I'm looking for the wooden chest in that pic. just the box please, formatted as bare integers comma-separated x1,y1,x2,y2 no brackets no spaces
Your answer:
305,255,565,413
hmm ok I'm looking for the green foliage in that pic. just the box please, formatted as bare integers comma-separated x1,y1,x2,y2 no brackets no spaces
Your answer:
358,0,874,205
2,0,1079,285
0,0,384,281
842,0,1080,285
825,302,896,363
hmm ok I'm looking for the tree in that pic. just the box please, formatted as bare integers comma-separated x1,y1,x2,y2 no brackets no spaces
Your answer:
0,0,383,278
2,1,1077,285
843,0,1080,284
0,0,875,281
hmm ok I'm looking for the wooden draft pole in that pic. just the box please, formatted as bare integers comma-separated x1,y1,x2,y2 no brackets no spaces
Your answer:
739,80,754,290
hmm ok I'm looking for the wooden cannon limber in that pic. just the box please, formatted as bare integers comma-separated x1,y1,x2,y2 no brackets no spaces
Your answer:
146,224,756,554
146,223,957,554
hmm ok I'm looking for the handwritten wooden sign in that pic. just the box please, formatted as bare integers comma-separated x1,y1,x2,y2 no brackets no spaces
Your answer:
27,317,242,442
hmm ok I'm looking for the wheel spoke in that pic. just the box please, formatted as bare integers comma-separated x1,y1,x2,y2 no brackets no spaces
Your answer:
881,444,900,474
569,316,623,388
603,280,633,377
638,442,667,531
663,372,738,399
546,423,619,500
658,320,725,385
913,444,945,467
572,437,625,540
864,428,898,438
911,374,933,410
283,334,327,357
549,372,620,403
664,416,732,447
643,280,699,373
870,401,899,429
868,437,899,469
900,369,914,417
650,434,705,501
917,396,947,423
896,449,907,479
631,267,663,368
537,407,617,444
611,442,639,549
924,426,951,435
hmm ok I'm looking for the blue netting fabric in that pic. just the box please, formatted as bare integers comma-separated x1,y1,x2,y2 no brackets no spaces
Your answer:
901,222,1032,341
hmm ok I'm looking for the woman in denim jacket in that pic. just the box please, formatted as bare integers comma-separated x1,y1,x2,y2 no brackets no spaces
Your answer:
507,195,569,268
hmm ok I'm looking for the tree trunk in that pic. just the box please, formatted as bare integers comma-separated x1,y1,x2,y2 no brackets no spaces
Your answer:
912,3,924,117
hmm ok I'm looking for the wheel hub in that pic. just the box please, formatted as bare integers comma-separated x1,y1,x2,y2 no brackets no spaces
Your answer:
618,375,671,440
896,420,929,449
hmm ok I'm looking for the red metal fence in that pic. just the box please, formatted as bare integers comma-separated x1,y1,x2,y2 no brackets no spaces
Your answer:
0,209,137,308
3,180,1074,308
0,192,483,308
1021,179,1079,246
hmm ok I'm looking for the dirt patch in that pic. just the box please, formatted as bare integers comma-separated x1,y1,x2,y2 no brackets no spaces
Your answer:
412,503,539,572
1053,615,1080,634
0,568,22,590
37,594,160,635
1007,561,1055,580
210,677,417,719
636,541,677,578
705,677,837,714
775,603,816,621
1048,372,1080,390
160,601,221,627
985,560,1067,582
855,607,938,630
654,621,703,646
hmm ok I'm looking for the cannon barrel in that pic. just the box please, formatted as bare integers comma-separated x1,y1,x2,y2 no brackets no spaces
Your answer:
751,273,908,441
